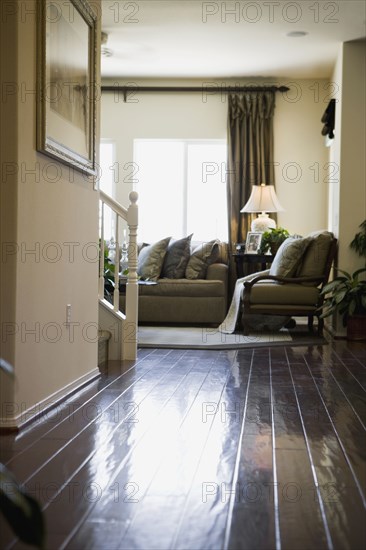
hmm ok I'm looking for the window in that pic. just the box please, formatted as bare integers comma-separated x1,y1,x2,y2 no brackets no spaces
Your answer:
134,139,228,243
99,141,116,241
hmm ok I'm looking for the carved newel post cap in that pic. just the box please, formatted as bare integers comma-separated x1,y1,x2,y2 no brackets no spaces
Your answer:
129,191,138,204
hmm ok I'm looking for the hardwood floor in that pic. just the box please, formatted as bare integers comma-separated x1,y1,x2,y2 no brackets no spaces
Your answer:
1,338,365,549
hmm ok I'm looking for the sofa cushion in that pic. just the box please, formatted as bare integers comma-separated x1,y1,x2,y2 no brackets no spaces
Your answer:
139,279,226,298
206,263,228,284
137,237,171,281
269,236,311,278
185,240,220,279
296,231,334,285
133,296,227,324
161,234,193,278
138,278,225,298
250,281,319,306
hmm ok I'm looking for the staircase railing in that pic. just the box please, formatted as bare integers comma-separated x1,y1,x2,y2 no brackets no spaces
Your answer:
99,190,138,360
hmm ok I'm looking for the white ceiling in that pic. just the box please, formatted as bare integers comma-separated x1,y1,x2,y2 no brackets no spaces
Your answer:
101,0,366,79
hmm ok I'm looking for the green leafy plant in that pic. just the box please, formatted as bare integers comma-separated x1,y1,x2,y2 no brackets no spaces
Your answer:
0,359,45,548
259,227,290,255
320,268,366,326
350,220,366,258
99,240,115,298
103,244,115,285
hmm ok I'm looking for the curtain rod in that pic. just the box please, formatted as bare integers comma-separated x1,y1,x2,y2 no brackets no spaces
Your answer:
101,85,290,102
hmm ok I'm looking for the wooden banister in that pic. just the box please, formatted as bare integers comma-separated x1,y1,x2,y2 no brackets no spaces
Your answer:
100,190,128,219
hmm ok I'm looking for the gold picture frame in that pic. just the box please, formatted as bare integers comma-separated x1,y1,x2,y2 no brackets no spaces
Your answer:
37,0,97,175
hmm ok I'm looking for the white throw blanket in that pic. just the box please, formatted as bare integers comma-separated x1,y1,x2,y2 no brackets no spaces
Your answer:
218,270,270,334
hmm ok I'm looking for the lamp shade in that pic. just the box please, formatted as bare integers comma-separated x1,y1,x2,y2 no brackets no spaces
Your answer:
240,184,284,213
240,183,284,232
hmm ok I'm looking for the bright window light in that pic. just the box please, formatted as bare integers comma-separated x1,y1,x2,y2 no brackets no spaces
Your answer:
134,139,228,243
99,141,116,241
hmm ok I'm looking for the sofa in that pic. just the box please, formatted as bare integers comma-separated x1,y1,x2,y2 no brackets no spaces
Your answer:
118,236,229,325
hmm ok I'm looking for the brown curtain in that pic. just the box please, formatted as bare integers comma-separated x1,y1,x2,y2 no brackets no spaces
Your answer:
226,91,276,293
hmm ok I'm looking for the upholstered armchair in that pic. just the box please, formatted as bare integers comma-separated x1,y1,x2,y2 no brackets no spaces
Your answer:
242,231,338,335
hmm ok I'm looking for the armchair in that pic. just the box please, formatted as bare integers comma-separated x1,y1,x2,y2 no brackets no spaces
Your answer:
242,231,338,335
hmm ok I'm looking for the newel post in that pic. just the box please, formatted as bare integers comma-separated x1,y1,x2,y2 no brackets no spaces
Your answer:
122,191,139,360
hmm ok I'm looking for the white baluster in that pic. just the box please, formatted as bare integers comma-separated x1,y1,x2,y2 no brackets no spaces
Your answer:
113,213,120,312
123,191,139,358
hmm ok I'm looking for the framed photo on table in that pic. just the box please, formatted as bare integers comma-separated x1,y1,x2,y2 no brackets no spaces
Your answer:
36,0,97,176
245,232,263,254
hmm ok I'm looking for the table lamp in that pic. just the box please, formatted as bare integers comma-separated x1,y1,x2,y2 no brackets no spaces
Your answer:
240,183,284,232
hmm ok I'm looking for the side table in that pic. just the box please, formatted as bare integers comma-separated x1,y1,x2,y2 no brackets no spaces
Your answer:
233,253,275,278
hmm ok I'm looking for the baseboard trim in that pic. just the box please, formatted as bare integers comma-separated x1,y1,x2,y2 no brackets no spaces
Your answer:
0,368,100,432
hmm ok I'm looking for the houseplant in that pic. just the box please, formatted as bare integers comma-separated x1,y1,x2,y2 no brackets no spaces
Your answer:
259,227,290,255
99,239,115,300
320,268,366,340
349,220,366,258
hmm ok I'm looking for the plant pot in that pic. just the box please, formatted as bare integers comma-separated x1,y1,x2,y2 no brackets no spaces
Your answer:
347,314,366,341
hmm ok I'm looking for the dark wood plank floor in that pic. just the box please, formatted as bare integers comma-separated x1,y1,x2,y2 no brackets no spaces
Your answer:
1,339,365,549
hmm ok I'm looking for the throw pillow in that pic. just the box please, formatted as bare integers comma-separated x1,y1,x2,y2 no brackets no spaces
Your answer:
185,239,220,279
269,236,311,278
296,231,334,285
161,234,193,278
137,242,149,255
137,237,171,281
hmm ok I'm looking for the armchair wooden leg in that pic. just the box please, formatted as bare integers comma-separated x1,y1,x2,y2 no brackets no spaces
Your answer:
308,315,314,332
318,316,324,337
242,315,250,336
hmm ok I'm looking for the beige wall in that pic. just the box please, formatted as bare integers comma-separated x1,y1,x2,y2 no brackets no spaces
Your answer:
274,80,329,235
329,40,366,335
0,0,101,428
101,78,329,236
330,40,366,270
0,0,18,418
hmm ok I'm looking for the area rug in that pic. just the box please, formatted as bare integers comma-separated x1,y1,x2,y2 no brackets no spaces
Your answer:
137,325,328,350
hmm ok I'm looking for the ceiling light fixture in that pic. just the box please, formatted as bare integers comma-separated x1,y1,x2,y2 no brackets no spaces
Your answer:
286,31,308,37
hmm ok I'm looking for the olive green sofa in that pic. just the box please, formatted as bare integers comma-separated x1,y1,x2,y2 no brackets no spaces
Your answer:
119,239,229,325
